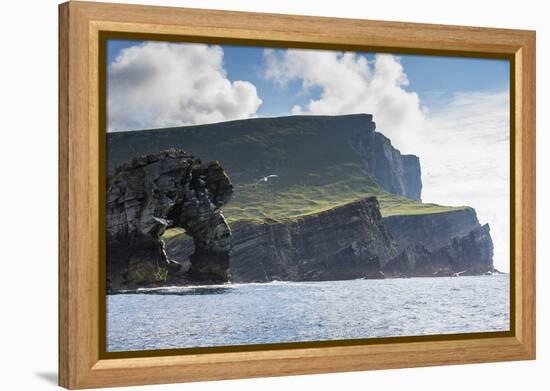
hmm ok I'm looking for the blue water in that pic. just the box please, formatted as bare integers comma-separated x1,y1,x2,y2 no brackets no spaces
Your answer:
106,275,509,352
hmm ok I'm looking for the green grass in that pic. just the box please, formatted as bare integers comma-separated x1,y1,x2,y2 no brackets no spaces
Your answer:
374,193,468,218
154,267,169,282
224,185,466,223
109,115,468,229
163,191,466,241
223,162,466,224
160,227,187,240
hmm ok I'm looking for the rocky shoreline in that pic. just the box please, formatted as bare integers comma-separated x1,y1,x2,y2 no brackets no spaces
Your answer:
105,114,497,293
163,198,496,285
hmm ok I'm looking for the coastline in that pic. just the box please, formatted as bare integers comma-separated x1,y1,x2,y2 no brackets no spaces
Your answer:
107,272,508,295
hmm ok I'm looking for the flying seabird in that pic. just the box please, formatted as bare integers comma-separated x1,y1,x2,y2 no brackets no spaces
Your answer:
255,174,279,186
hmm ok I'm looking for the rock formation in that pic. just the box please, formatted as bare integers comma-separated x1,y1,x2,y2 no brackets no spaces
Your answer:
228,197,398,282
381,209,495,276
382,208,481,251
106,149,233,292
166,197,400,282
351,122,422,201
106,115,495,289
165,201,495,282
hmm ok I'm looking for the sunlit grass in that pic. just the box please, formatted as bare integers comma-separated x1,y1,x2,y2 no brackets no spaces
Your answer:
223,169,467,224
111,118,469,233
160,227,187,240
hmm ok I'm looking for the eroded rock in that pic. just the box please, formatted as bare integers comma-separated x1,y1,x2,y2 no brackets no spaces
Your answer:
382,223,495,277
166,197,399,282
106,149,233,292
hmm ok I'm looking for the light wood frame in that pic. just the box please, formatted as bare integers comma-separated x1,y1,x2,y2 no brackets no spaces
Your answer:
59,1,536,389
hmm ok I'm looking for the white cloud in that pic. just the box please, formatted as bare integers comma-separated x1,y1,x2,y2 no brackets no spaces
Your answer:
107,42,262,131
263,49,425,152
264,48,509,271
419,91,510,272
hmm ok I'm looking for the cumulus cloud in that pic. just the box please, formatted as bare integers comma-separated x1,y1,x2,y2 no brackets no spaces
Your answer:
263,49,425,152
107,42,262,131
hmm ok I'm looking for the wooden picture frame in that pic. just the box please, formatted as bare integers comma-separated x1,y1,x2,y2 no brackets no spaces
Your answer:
58,1,536,389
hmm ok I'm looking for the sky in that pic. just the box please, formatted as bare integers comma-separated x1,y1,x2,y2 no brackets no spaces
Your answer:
106,39,510,272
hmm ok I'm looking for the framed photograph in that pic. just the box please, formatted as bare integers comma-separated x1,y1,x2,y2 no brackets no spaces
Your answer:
59,1,536,389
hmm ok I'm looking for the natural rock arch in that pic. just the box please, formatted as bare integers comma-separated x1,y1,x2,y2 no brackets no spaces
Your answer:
106,149,233,292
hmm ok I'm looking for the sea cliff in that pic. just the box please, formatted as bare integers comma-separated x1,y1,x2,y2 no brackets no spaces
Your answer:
164,200,495,283
229,197,397,282
107,114,422,201
106,114,496,292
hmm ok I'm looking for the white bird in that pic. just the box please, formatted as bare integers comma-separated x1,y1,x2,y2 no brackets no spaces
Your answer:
255,174,279,186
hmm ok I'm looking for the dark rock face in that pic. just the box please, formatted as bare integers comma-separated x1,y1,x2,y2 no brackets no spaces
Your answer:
352,122,422,201
441,223,494,275
166,197,398,282
106,149,233,292
382,211,495,277
105,116,493,287
165,200,495,282
382,208,481,251
230,197,398,282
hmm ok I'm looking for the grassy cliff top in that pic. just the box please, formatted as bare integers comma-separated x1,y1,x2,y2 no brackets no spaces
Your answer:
222,163,466,224
108,115,468,227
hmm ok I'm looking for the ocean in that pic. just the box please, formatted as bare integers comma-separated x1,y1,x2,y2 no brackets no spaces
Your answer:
106,275,509,352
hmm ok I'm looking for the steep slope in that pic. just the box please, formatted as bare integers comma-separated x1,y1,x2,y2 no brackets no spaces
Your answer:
383,208,481,251
163,196,399,283
108,114,423,206
383,224,494,277
229,197,398,282
164,206,495,282
107,114,494,284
